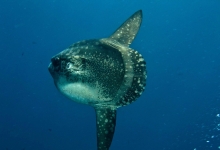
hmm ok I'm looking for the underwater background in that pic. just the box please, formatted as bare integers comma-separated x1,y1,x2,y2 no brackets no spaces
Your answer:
1,0,220,150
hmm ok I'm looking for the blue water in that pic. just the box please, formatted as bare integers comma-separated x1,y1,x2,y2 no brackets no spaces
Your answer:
1,0,220,150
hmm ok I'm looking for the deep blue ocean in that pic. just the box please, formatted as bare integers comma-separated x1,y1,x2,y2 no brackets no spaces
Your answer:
1,0,220,150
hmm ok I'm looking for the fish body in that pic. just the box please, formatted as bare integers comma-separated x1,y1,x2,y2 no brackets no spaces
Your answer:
48,10,146,150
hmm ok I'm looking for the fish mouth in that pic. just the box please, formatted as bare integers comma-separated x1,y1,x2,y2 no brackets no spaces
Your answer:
48,63,54,73
48,62,60,76
48,62,56,78
48,63,62,82
48,62,62,74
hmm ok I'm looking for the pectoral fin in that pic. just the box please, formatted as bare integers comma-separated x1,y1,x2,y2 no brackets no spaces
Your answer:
95,106,117,150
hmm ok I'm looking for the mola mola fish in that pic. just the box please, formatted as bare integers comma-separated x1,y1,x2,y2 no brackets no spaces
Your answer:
48,10,147,150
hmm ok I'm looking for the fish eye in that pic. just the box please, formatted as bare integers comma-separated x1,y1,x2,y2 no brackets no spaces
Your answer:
66,62,73,69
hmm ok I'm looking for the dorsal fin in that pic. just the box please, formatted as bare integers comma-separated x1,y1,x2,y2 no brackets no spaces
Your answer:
109,10,142,46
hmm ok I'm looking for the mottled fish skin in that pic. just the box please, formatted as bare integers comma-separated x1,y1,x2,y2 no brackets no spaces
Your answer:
49,39,125,106
48,10,146,150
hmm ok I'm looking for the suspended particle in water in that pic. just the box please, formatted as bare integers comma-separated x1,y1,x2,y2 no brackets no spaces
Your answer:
217,124,220,131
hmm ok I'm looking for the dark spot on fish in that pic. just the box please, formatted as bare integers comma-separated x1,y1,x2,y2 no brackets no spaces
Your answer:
48,128,52,132
32,41,36,44
21,52,24,56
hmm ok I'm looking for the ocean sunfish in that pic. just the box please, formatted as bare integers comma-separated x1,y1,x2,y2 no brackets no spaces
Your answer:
48,10,147,150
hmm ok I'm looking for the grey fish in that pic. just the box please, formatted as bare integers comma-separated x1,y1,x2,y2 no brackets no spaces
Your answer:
48,10,147,150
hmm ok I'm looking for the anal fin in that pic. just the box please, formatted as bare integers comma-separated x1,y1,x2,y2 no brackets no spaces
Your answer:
95,106,117,150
